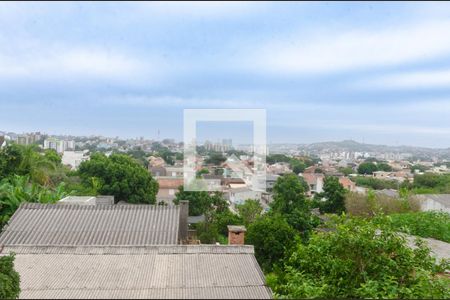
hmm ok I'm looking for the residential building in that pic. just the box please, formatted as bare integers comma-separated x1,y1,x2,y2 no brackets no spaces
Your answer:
300,173,325,195
338,176,357,192
156,177,184,204
44,138,75,153
61,150,89,170
227,187,263,206
0,201,271,299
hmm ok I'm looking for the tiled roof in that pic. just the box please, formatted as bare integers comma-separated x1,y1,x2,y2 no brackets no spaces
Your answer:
0,203,180,246
418,194,450,208
157,177,184,189
2,245,272,299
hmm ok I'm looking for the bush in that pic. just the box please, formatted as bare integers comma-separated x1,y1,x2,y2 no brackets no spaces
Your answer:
0,254,20,299
390,211,450,243
354,176,398,190
345,191,420,217
271,215,450,299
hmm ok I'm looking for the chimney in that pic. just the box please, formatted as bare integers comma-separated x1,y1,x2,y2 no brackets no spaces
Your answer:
178,200,189,243
227,225,246,245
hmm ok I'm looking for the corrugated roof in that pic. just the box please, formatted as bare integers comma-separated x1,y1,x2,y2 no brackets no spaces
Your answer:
0,203,180,246
418,194,450,208
2,245,272,299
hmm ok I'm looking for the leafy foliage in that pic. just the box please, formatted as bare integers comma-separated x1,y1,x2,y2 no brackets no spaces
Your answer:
345,190,420,217
353,176,399,190
357,162,379,175
412,173,450,193
271,215,450,299
204,152,226,165
315,176,346,214
0,175,70,230
246,214,299,272
390,211,450,243
0,144,62,186
236,199,263,226
0,254,20,299
270,174,319,234
78,153,158,204
174,186,215,216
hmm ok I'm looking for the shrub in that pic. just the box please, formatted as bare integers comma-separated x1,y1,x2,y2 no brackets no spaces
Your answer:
345,191,420,217
390,211,450,243
0,254,20,299
354,176,398,190
271,215,450,299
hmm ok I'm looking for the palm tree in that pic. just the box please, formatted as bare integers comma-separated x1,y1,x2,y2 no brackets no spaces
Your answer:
0,175,70,230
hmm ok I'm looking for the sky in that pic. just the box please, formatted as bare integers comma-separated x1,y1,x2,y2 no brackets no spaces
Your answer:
1,1,450,148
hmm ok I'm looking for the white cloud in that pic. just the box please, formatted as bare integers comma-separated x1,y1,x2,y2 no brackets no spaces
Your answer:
141,1,265,19
354,69,450,89
244,20,450,74
0,43,158,81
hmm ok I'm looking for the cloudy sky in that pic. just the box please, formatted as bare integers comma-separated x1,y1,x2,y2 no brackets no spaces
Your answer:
1,2,450,148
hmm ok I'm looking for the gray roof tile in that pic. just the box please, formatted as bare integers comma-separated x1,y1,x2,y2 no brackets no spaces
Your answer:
2,245,272,299
0,203,180,246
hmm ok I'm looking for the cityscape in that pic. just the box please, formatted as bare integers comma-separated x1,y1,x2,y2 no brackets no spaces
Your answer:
0,2,450,300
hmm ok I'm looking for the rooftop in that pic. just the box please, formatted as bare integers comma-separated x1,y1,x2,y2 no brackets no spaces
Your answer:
2,245,272,299
0,203,181,246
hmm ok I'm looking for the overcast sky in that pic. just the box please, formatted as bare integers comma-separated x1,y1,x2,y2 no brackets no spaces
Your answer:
1,2,450,148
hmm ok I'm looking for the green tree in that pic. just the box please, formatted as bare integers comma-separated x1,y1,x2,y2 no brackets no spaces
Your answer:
271,174,319,235
338,167,354,176
173,186,213,216
0,254,20,299
246,214,299,272
291,160,306,174
271,174,307,215
205,152,226,165
0,144,58,185
44,149,61,165
0,175,70,230
236,199,263,226
358,162,378,175
316,176,347,214
377,162,393,172
271,216,450,299
78,153,158,204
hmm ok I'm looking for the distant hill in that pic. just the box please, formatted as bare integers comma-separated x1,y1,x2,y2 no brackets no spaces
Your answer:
269,140,450,159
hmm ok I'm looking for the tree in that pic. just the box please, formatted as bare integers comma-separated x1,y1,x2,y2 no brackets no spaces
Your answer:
271,216,450,299
377,162,393,172
0,254,20,299
44,149,61,165
271,174,319,236
196,168,210,178
78,153,158,204
173,186,213,216
271,174,308,215
357,162,378,175
291,160,306,174
246,214,299,272
0,175,70,230
205,152,226,165
316,176,346,214
236,199,263,226
338,167,354,176
0,144,57,185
